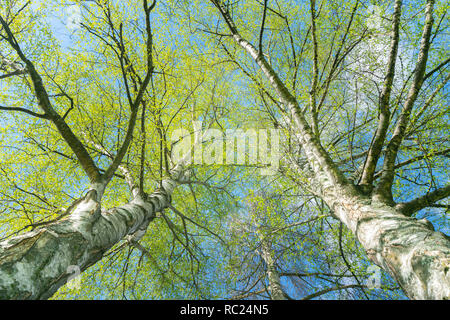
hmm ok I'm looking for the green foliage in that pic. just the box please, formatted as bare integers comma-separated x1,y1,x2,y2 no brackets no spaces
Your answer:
0,0,448,300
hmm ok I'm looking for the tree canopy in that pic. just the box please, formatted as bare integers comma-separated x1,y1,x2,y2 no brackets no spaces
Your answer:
0,0,448,300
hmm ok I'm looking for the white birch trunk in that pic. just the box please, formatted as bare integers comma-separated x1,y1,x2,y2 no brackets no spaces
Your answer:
224,20,449,299
0,164,187,299
317,180,450,300
260,239,287,300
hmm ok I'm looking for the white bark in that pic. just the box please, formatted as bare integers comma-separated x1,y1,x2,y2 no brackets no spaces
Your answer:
320,183,450,300
0,165,188,299
260,239,287,300
210,1,450,298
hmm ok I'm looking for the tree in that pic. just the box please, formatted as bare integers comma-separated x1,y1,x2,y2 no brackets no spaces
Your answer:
225,188,402,300
196,0,449,299
0,0,448,300
0,0,196,299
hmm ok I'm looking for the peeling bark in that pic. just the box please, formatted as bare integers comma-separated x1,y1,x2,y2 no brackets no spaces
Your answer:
0,164,187,299
209,0,450,299
260,239,287,300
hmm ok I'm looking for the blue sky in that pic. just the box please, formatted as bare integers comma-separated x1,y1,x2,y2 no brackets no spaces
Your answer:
0,0,447,300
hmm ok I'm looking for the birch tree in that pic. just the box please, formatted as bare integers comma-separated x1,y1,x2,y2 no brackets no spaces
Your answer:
226,188,403,300
0,0,448,300
191,0,449,299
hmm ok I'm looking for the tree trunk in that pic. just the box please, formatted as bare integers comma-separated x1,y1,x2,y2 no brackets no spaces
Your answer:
260,238,287,300
317,178,450,300
0,165,185,299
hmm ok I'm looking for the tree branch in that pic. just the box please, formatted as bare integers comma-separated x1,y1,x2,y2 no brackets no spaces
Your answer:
209,0,348,190
309,0,320,137
423,57,449,81
0,14,101,184
373,148,449,180
374,0,435,204
0,105,49,119
258,0,268,56
300,284,366,300
395,184,450,216
360,0,402,186
101,0,155,186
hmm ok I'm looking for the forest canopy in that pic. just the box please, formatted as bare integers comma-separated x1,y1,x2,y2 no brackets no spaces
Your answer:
0,0,448,300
